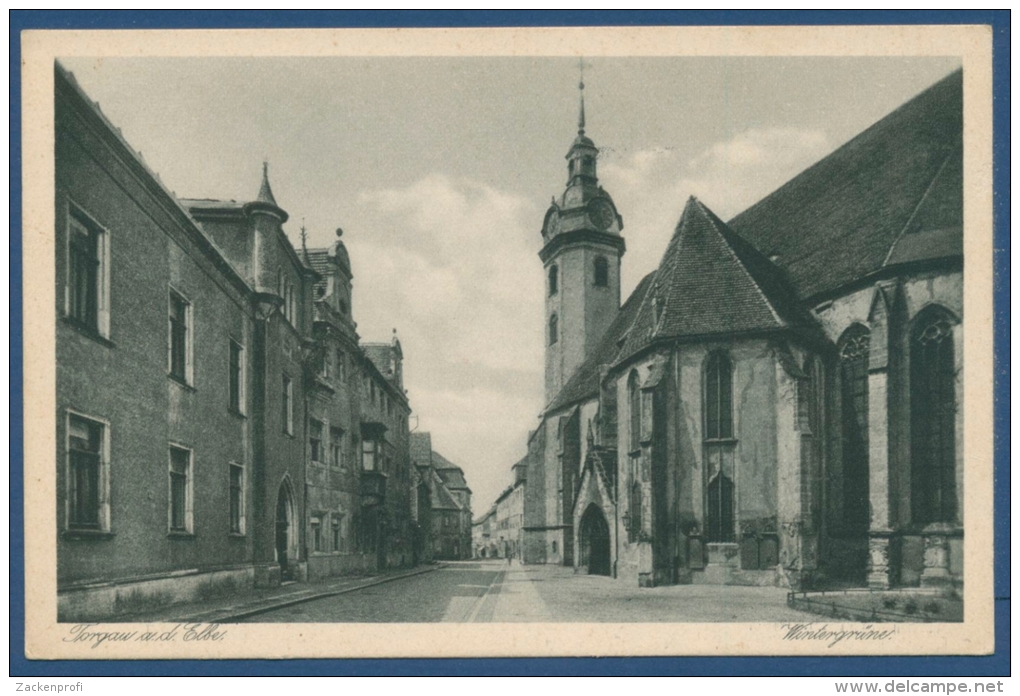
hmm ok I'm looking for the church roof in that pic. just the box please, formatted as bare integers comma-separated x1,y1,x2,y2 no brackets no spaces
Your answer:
727,69,962,301
544,272,655,413
615,197,812,364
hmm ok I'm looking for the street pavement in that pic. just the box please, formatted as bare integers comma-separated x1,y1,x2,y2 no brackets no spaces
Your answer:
240,559,816,623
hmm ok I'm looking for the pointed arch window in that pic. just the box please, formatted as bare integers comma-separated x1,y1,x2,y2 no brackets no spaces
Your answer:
548,265,558,297
910,307,957,525
593,256,609,288
628,370,641,452
705,352,733,440
838,325,870,532
548,313,558,346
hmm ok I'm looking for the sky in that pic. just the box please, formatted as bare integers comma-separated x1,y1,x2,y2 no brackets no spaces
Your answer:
60,55,961,514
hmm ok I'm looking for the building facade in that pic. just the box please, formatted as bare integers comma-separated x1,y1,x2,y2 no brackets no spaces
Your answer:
520,70,964,592
410,433,473,561
472,506,498,558
55,64,418,620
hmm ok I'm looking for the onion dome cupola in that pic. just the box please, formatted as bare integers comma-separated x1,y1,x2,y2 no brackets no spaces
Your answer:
541,69,624,256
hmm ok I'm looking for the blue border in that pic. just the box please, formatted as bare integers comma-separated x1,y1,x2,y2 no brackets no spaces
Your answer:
10,10,1009,676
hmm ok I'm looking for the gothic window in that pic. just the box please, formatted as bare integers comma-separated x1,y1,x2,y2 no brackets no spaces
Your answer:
705,352,733,440
282,373,293,435
628,370,641,452
910,307,957,525
548,313,558,346
707,473,735,542
548,265,558,296
838,325,870,532
593,256,609,287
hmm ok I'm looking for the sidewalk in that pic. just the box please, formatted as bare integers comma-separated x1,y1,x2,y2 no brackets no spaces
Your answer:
112,563,445,624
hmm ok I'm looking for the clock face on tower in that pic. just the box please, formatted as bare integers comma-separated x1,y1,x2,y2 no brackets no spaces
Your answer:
589,199,615,230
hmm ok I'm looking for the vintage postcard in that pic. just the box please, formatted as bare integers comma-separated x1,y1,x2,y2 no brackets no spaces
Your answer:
21,24,995,659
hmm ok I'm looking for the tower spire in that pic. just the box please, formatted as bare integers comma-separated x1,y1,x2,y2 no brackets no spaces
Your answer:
257,159,277,206
577,57,586,135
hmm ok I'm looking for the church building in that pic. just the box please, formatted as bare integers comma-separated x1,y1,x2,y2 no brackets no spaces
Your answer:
522,69,964,591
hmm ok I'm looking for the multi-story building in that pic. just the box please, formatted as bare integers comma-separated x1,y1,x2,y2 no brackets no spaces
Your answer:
55,63,417,620
521,70,965,591
493,458,527,560
472,506,498,558
409,433,472,560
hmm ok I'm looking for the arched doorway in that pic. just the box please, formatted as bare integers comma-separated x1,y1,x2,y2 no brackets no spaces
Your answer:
580,504,611,576
275,481,295,581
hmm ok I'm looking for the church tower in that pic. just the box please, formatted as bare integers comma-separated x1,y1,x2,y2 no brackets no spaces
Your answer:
541,69,625,404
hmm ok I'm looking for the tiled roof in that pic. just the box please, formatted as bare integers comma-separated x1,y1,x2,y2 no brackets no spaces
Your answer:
409,432,433,467
727,69,963,301
362,344,393,377
430,469,462,511
178,198,244,211
432,451,470,491
543,272,655,413
616,197,811,364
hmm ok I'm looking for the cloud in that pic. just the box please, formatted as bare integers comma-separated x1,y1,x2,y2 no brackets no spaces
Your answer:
344,129,833,509
601,128,832,294
349,174,546,508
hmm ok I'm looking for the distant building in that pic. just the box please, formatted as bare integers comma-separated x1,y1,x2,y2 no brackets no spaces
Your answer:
410,433,473,560
55,64,418,620
492,458,527,560
518,70,964,591
472,506,498,558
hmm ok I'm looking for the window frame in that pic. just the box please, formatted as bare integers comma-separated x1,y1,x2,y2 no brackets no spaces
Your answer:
332,513,344,552
65,202,111,340
228,338,246,415
168,444,195,535
309,419,324,464
168,287,194,386
228,461,245,535
310,515,323,553
837,324,871,533
362,438,377,471
64,410,111,533
330,427,345,469
593,255,609,288
282,373,294,436
704,351,734,442
909,306,958,526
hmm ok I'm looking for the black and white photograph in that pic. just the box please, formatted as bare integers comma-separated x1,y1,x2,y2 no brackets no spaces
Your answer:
21,25,994,659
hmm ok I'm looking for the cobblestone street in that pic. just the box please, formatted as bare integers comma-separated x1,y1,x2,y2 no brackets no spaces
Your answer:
241,560,817,623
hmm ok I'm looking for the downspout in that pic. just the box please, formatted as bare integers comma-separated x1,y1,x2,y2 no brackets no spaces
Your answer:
252,314,268,566
614,447,619,579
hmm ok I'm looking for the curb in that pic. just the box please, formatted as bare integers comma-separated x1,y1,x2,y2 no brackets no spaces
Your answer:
196,563,447,623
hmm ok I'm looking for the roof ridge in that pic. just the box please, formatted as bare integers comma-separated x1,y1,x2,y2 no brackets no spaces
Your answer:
882,137,963,268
